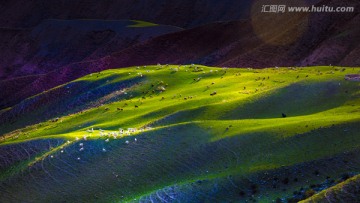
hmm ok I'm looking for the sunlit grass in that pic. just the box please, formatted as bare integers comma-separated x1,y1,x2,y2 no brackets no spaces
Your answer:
1,65,359,145
0,65,359,202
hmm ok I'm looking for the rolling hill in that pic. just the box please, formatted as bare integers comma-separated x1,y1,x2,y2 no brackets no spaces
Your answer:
0,65,359,202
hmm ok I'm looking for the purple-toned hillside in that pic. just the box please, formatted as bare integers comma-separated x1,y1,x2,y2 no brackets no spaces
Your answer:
1,0,359,109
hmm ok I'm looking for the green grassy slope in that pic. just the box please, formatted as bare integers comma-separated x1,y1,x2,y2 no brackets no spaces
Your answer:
0,65,359,202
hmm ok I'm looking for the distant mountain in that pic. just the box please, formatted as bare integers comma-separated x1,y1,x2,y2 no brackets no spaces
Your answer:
1,0,359,110
0,19,182,80
107,0,360,68
0,0,252,28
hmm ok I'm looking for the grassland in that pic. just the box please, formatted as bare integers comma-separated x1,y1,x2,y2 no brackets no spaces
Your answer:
0,65,359,202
